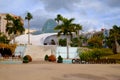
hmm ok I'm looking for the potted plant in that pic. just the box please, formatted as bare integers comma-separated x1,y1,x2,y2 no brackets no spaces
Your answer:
44,54,49,61
57,55,63,63
23,56,29,63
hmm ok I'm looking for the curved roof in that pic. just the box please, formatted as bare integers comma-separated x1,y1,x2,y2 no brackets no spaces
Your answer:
12,33,57,45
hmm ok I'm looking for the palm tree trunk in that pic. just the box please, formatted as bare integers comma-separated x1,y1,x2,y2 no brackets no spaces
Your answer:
115,36,118,54
77,30,80,47
57,36,60,46
112,36,117,54
28,20,30,45
116,40,120,53
57,22,60,46
66,35,69,59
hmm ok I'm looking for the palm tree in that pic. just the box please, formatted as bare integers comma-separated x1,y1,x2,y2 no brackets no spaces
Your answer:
6,15,25,43
25,12,33,45
55,14,63,45
109,25,120,54
74,24,82,47
54,15,76,59
55,14,63,24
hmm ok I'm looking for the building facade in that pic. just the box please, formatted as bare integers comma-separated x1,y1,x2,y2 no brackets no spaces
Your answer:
0,13,7,34
0,13,23,36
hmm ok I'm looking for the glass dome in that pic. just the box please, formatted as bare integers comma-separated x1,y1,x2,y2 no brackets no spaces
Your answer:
42,19,58,33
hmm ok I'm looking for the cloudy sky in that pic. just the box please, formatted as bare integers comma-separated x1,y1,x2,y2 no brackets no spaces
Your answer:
0,0,120,32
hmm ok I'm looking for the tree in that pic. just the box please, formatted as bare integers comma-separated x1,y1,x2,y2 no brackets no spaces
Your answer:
70,37,79,47
55,14,63,24
0,32,9,44
87,35,103,48
54,14,77,59
55,14,63,45
74,24,82,35
4,14,13,25
5,14,25,43
107,25,120,54
4,14,13,37
74,24,82,47
25,12,33,45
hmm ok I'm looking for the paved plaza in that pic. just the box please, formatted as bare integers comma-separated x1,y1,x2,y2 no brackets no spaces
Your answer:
0,64,120,80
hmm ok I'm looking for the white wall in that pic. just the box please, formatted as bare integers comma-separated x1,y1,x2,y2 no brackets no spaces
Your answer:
56,47,78,59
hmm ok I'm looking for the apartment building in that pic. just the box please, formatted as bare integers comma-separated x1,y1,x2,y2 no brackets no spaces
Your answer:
0,13,7,34
0,13,24,36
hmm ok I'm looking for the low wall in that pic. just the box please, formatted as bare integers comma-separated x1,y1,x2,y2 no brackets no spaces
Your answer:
56,47,78,59
24,45,57,60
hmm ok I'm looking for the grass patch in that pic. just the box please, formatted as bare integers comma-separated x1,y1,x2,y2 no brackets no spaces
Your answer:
102,53,120,64
102,53,120,59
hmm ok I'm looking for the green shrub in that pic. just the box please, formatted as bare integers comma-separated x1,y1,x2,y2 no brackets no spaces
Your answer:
78,48,113,60
48,54,56,62
23,56,29,63
79,52,88,61
57,55,63,63
26,55,32,62
44,55,49,61
59,39,66,46
78,48,92,60
70,37,79,47
99,48,113,56
90,48,103,60
23,55,32,63
90,48,113,60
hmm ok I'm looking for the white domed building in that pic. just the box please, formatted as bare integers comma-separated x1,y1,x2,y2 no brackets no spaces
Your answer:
13,19,78,60
12,19,60,45
14,33,58,45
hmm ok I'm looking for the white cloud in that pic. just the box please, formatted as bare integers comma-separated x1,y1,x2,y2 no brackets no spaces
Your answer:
40,0,81,11
0,0,120,32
